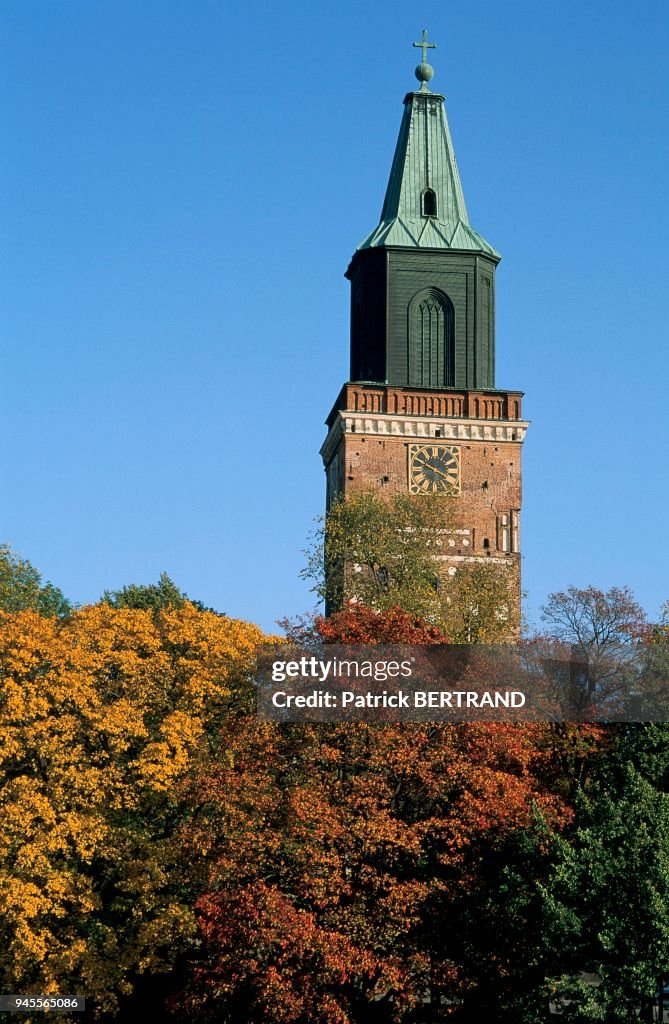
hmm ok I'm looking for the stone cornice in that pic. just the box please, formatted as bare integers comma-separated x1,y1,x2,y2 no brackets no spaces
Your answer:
320,411,529,464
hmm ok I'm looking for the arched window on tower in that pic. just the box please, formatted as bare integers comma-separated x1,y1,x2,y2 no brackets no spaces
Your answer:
422,188,437,217
408,288,455,388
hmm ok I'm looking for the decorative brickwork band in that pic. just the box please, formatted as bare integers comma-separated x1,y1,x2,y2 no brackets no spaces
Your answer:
321,409,528,466
326,383,523,428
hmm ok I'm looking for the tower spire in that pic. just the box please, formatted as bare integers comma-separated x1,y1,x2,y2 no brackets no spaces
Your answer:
357,35,499,257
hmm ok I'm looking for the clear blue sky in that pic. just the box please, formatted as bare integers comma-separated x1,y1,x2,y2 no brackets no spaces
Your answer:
1,1,668,632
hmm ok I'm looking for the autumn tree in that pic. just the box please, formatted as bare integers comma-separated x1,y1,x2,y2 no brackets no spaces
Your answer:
180,692,566,1022
541,585,646,697
0,603,264,1020
315,602,449,644
646,600,669,645
541,585,647,652
0,543,70,617
182,721,567,1023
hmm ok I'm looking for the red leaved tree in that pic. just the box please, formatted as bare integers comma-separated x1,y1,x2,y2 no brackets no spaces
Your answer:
315,602,449,644
179,719,567,1020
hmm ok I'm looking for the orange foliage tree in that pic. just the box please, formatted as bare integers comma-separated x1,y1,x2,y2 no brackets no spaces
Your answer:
0,603,265,1017
180,602,570,1023
182,716,568,1023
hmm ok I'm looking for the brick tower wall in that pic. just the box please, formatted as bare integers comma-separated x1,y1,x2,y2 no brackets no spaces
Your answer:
321,383,528,605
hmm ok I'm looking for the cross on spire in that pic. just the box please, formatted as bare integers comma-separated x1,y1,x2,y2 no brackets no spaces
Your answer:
413,29,437,64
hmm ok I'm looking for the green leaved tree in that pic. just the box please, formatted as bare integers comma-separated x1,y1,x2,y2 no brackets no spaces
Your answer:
0,543,71,617
544,725,669,1023
303,491,518,638
102,572,219,615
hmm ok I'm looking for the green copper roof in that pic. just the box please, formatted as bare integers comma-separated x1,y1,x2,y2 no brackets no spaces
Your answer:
358,88,500,259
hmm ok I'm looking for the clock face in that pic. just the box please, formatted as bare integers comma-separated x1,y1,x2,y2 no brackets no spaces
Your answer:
408,444,461,495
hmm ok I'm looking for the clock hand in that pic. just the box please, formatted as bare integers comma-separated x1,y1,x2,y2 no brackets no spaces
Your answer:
426,462,451,480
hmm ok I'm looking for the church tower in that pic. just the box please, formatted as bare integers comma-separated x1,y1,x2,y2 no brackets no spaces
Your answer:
321,34,528,604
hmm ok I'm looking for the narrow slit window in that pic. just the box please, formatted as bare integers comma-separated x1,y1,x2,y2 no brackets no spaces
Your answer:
422,188,437,217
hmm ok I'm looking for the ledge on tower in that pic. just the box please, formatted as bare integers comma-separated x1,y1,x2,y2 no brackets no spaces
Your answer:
325,382,524,430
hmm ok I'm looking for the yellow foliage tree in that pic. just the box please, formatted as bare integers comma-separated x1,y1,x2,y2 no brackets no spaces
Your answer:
0,603,265,1018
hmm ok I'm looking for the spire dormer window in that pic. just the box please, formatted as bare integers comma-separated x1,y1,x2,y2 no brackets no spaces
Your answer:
422,188,437,218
